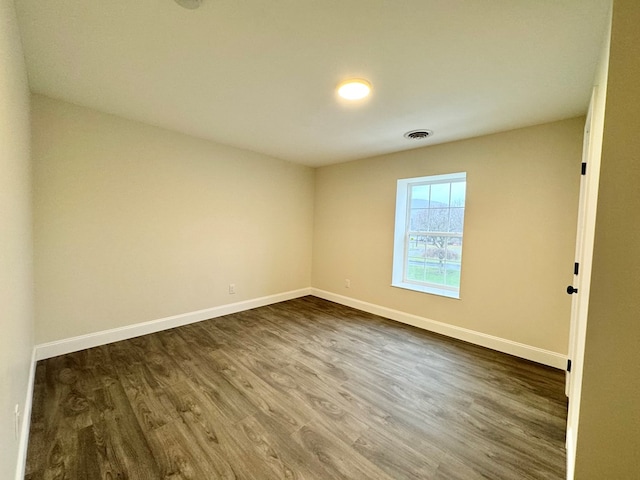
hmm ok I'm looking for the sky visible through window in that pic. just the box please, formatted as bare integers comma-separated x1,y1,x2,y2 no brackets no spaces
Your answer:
410,181,466,208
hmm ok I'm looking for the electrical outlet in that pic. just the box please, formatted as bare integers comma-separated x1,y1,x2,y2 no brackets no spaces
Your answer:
229,283,236,294
345,279,351,288
14,404,20,440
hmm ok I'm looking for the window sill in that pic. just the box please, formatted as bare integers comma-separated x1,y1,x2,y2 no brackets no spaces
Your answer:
391,281,460,299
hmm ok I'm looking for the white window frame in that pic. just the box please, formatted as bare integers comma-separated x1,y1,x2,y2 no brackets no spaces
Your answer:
392,172,466,299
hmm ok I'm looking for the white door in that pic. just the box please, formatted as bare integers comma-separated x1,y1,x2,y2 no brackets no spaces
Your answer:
565,86,605,478
565,97,592,396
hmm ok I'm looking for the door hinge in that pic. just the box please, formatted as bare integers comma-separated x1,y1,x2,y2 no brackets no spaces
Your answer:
574,262,580,275
581,162,587,175
567,359,572,372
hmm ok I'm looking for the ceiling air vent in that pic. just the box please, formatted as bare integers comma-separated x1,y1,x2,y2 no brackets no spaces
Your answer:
404,129,433,140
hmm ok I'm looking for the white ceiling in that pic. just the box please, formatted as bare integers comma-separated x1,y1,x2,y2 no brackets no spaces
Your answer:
15,0,611,167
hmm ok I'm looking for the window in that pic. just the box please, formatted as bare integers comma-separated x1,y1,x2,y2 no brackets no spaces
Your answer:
392,172,466,299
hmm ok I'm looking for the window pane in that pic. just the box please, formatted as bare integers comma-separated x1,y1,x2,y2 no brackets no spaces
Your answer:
425,236,447,262
430,183,450,207
428,208,449,232
424,265,444,285
449,207,465,233
410,209,429,231
410,184,430,208
444,263,461,288
407,235,427,282
451,181,466,207
446,236,463,263
407,261,427,282
407,235,426,259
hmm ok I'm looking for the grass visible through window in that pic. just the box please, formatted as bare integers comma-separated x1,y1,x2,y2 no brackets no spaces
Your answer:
407,261,461,287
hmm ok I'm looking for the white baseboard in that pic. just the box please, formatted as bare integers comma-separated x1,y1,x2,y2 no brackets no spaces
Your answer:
311,288,567,370
35,288,312,360
33,284,565,366
15,347,37,480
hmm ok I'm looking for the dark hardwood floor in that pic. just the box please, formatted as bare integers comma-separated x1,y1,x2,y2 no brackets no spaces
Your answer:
25,296,567,479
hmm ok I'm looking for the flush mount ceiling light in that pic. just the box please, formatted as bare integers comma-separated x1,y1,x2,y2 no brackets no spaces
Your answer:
337,79,372,100
174,0,202,9
404,129,434,140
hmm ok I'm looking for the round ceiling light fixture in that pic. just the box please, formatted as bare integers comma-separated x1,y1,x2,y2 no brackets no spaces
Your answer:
174,0,202,9
337,79,372,101
404,129,434,140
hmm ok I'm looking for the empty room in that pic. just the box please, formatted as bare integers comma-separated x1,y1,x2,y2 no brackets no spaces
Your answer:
3,0,640,479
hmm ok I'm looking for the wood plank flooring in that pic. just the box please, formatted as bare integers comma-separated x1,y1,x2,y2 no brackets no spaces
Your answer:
25,296,568,479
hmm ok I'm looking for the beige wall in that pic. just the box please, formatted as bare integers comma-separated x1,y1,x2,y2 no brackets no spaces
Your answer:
32,95,314,344
575,0,640,476
313,118,584,354
0,0,33,478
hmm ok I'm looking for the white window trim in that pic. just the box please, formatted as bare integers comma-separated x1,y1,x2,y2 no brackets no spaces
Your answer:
392,172,466,299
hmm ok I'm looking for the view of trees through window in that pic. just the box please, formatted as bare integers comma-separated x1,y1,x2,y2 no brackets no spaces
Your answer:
406,179,466,289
